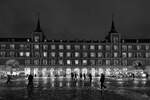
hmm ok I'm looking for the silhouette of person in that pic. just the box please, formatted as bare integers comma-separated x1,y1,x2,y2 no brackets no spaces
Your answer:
83,73,86,80
27,74,34,87
100,73,106,89
6,74,11,84
71,72,74,80
89,73,92,83
80,73,82,80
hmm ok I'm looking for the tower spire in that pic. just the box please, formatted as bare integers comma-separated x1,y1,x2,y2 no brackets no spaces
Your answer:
109,14,117,33
34,13,42,32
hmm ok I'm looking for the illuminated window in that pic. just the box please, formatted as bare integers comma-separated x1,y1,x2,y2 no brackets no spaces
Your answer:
66,45,71,50
146,45,149,50
137,45,141,50
50,59,56,65
0,51,6,57
128,45,132,50
113,45,118,50
75,60,79,65
98,52,103,58
75,52,80,57
122,52,127,58
90,52,96,57
59,59,63,65
43,45,48,50
82,60,87,65
67,60,71,65
26,52,30,57
10,44,15,49
43,52,47,57
20,44,24,49
146,52,150,58
1,44,6,49
137,52,142,58
106,60,110,65
51,52,56,57
74,45,80,50
34,36,40,42
128,52,132,58
114,52,118,58
83,52,88,57
98,45,103,50
59,45,64,50
20,52,24,57
66,52,71,57
59,52,63,57
90,45,95,50
51,45,56,50
83,45,87,50
98,60,102,65
34,44,39,50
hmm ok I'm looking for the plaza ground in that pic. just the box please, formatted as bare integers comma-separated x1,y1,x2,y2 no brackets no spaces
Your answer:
0,77,150,100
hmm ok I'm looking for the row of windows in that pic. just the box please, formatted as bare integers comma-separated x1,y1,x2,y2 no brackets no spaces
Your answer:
1,51,150,58
1,44,150,51
25,59,123,66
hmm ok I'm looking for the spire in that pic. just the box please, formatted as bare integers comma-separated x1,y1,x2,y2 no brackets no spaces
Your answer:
34,13,42,32
109,14,118,33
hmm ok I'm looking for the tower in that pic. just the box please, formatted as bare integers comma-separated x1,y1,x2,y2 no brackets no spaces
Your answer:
32,14,45,42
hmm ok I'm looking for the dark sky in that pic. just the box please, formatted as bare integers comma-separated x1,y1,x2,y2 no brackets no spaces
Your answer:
0,0,150,40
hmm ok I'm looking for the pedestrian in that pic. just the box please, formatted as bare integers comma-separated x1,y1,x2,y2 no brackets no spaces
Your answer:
80,73,82,80
89,73,92,83
100,73,106,89
27,74,34,87
6,74,11,84
71,72,74,80
83,73,86,80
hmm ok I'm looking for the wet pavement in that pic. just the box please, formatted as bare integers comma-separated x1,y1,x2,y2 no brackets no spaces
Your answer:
0,77,150,100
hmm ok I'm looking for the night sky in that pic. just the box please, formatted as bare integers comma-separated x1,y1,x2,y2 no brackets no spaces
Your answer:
0,0,150,40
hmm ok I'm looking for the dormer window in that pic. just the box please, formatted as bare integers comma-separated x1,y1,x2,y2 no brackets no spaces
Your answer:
34,35,40,42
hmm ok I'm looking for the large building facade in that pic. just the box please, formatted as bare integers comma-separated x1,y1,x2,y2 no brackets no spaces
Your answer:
0,17,150,77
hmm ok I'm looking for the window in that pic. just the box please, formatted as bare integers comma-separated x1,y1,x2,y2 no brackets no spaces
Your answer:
9,51,15,57
75,60,79,65
34,59,40,65
43,45,48,50
90,60,95,65
0,51,6,57
137,45,141,50
105,52,110,58
10,44,15,49
43,59,48,65
59,45,64,50
50,59,56,65
105,45,110,51
137,52,142,58
90,52,96,57
66,52,71,57
59,59,63,65
114,52,118,58
34,44,39,50
146,52,150,58
83,45,88,50
51,52,56,57
82,60,87,65
106,60,110,65
26,52,30,57
20,44,24,49
25,60,30,65
114,60,119,65
98,60,102,65
1,44,6,49
122,45,127,51
43,52,47,57
122,52,127,58
51,45,56,50
75,52,80,57
66,45,71,50
98,45,103,50
34,36,40,42
113,45,118,50
128,45,132,50
90,45,95,50
74,45,80,50
34,52,40,57
67,60,71,65
20,52,24,57
146,45,149,50
122,60,127,66
82,52,88,57
98,52,103,58
59,52,63,57
128,52,132,58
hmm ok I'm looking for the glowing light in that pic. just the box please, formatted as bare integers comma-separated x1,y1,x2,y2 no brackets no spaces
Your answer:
33,68,38,76
42,68,47,77
98,68,104,75
24,68,30,75
50,68,54,77
59,82,63,87
142,73,146,78
91,68,95,77
82,68,87,74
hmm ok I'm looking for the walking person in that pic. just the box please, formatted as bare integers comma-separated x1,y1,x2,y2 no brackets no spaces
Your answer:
80,73,82,80
6,74,11,84
89,73,92,83
27,74,34,87
100,73,106,89
83,73,86,80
